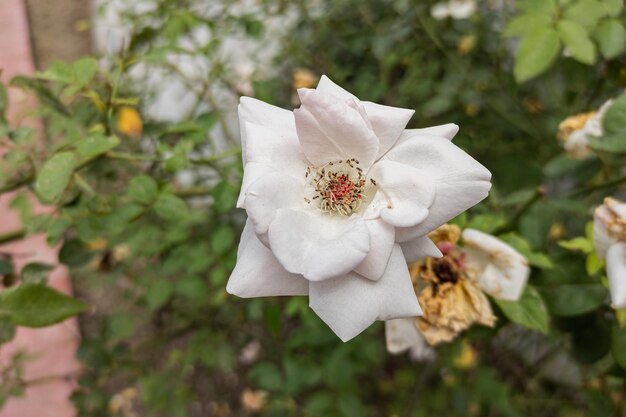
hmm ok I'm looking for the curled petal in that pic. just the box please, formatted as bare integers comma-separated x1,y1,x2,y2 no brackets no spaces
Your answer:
309,244,422,342
400,236,443,263
370,160,435,228
237,162,274,209
245,172,305,237
316,74,357,101
384,137,491,241
268,209,370,281
462,228,530,301
294,89,379,169
354,219,395,281
607,242,626,309
227,221,308,297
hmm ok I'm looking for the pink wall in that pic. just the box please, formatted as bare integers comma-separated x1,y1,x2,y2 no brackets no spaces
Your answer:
0,1,80,416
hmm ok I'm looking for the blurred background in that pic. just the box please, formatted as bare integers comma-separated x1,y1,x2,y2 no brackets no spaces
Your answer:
1,0,626,416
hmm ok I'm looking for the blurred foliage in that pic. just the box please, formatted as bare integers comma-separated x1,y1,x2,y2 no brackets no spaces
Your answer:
0,0,625,416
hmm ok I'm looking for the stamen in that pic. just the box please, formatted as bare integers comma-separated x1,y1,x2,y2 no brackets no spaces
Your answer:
305,159,375,216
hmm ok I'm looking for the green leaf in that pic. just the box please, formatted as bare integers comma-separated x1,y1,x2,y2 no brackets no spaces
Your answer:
563,0,610,28
586,252,604,275
0,321,16,344
495,286,549,333
59,239,94,267
539,284,608,316
514,27,561,82
153,193,189,221
145,278,174,310
0,82,8,116
518,0,557,15
34,152,76,204
558,236,593,253
602,0,623,17
588,132,626,153
72,58,99,86
557,20,596,64
128,175,159,205
0,259,14,275
595,19,626,59
211,225,235,255
20,262,54,285
10,76,70,116
466,213,506,233
0,284,87,327
602,94,626,135
613,325,626,368
211,181,238,213
75,135,120,159
503,13,552,37
249,362,283,391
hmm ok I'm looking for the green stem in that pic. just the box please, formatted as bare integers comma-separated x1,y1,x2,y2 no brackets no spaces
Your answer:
106,151,160,162
0,229,26,245
567,175,626,198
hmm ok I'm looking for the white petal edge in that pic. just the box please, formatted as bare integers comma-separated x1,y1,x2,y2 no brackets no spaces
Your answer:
226,220,309,297
385,318,423,354
362,102,415,158
268,208,370,282
309,244,423,342
607,242,626,309
383,136,491,242
400,236,443,263
237,162,275,209
395,125,460,146
354,219,396,281
462,228,530,301
369,160,435,228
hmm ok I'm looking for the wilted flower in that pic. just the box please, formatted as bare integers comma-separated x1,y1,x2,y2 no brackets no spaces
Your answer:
593,197,626,308
431,0,477,20
386,225,529,351
241,389,268,413
557,100,613,159
227,76,491,341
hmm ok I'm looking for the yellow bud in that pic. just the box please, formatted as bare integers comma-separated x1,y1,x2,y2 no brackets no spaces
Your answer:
87,238,107,251
293,68,318,91
116,106,143,138
457,34,476,55
453,340,477,370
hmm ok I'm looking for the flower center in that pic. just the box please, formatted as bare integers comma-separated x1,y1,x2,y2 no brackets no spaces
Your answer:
304,159,372,216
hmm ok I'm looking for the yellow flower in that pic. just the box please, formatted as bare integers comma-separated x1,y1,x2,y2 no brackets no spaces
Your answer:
292,68,318,91
457,34,476,55
116,106,143,138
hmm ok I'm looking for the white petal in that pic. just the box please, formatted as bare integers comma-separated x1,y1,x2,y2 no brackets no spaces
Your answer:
238,97,295,165
462,228,530,301
594,197,626,258
268,208,370,281
362,102,415,157
245,172,305,236
431,3,451,19
400,236,443,263
354,220,395,281
294,89,380,169
370,160,435,228
449,0,477,19
309,244,422,342
227,220,309,297
385,318,423,354
316,75,357,101
316,76,416,158
383,137,491,241
396,124,460,145
237,162,274,209
607,242,626,309
244,122,307,178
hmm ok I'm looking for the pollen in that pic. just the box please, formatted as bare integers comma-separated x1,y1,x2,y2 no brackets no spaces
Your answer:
305,159,372,216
